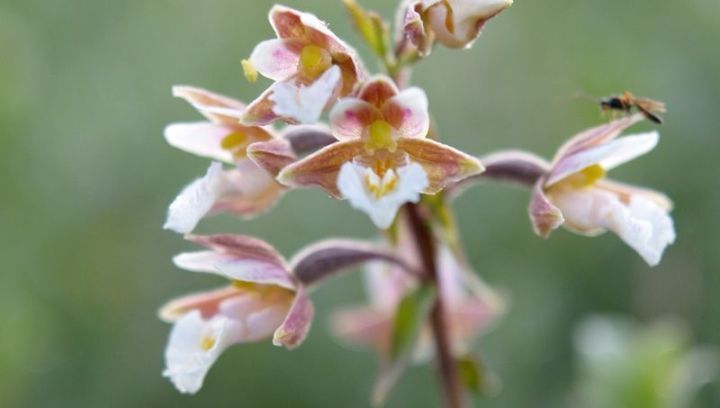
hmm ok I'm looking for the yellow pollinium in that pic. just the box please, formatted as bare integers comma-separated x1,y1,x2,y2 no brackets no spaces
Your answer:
568,164,606,188
221,131,248,159
365,120,397,154
299,45,333,79
241,59,258,83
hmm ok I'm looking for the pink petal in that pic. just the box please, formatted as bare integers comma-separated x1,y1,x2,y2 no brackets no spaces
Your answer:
172,85,245,125
552,114,644,164
269,5,321,41
329,98,382,140
242,87,280,126
273,287,314,349
246,139,297,177
382,87,429,139
358,76,399,108
330,307,391,350
158,286,240,322
528,179,564,238
164,122,235,163
398,138,484,193
277,139,366,198
547,131,659,187
187,234,287,269
248,38,305,82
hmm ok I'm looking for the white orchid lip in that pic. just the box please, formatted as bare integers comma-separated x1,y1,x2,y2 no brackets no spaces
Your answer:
164,162,226,234
338,160,429,229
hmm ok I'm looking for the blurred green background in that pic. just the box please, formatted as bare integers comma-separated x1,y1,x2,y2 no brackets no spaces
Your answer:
1,0,719,406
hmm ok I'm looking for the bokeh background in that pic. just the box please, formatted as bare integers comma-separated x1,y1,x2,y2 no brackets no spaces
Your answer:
1,0,719,406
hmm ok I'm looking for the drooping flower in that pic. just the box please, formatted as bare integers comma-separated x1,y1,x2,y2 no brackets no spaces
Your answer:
331,243,502,360
529,114,675,266
273,76,484,228
331,215,502,359
397,0,513,54
159,234,313,394
163,86,288,234
242,5,365,125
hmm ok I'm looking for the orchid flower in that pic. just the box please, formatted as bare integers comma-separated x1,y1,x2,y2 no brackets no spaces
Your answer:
163,86,287,234
397,0,513,55
242,5,365,125
274,76,484,229
331,244,502,360
159,234,313,394
530,114,675,266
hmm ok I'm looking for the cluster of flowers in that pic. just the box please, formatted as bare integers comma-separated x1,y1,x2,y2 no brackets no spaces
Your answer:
159,1,675,403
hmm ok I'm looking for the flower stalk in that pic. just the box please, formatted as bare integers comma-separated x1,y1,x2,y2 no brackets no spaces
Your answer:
404,202,465,408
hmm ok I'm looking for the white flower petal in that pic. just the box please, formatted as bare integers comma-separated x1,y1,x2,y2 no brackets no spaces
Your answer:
163,311,244,394
550,186,675,266
618,195,676,266
269,65,341,124
164,162,227,234
173,250,228,274
337,161,429,229
164,122,235,163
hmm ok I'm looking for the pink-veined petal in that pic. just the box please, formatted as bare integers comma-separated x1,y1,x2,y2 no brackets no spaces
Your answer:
164,122,235,163
358,76,400,108
547,131,659,187
270,5,325,41
172,85,245,125
398,138,484,194
273,287,314,349
269,5,359,61
187,234,287,270
553,114,644,164
277,139,365,198
242,87,279,126
159,286,240,322
529,178,564,238
246,139,296,177
382,87,429,139
329,98,382,140
248,38,305,82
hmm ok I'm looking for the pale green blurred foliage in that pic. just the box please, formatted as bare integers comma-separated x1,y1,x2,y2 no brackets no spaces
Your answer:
1,0,719,407
572,317,718,408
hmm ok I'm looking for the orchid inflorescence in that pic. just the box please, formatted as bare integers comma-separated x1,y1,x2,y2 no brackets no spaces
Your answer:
160,1,675,406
